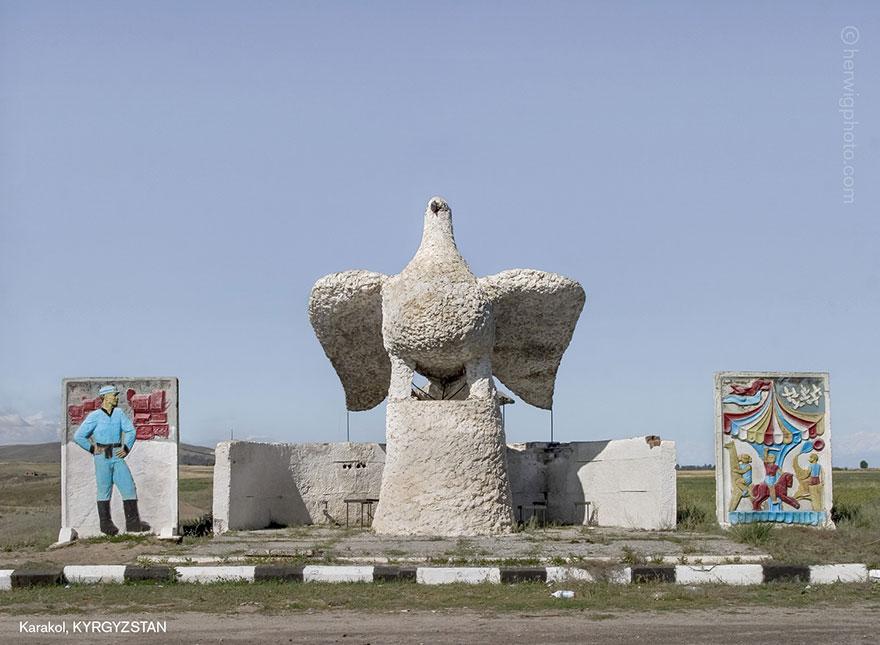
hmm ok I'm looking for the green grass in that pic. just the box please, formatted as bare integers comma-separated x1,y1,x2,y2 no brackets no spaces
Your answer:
674,469,880,566
832,471,880,524
0,462,213,551
780,471,880,567
181,513,213,537
715,470,880,567
619,545,645,565
728,523,773,547
0,462,61,550
177,471,213,520
0,580,877,615
82,533,156,545
178,477,212,493
676,471,718,533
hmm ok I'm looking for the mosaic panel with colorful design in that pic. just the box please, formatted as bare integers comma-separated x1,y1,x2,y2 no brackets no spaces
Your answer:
714,372,832,528
61,377,179,540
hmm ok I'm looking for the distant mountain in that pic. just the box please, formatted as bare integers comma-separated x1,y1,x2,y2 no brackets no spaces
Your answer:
0,442,215,466
0,411,60,444
0,442,60,463
178,443,215,466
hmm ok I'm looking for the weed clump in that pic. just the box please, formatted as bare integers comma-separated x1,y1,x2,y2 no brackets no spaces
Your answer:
676,501,709,531
831,501,862,526
182,513,213,537
619,545,646,565
729,522,772,546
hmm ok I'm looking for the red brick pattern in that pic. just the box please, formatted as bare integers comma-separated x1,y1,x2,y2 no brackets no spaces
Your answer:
127,388,169,439
66,388,171,440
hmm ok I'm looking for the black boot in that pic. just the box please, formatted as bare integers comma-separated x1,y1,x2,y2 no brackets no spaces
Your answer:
97,500,119,536
123,499,151,533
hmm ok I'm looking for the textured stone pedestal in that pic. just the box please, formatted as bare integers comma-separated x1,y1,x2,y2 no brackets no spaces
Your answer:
371,398,515,536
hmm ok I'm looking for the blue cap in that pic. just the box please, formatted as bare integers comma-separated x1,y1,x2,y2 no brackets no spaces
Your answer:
97,385,119,397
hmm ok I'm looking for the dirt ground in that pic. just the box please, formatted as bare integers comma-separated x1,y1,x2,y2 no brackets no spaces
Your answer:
3,606,879,644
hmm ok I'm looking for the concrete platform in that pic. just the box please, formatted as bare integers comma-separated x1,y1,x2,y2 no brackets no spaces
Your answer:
143,525,769,565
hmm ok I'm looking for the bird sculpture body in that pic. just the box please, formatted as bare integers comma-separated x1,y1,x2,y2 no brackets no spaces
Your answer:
309,197,585,535
382,198,494,400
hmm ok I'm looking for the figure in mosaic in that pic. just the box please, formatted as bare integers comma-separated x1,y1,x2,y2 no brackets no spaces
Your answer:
73,385,150,535
310,197,584,535
793,453,824,511
723,441,753,512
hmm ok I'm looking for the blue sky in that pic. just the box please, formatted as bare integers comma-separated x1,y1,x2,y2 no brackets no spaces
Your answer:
1,2,877,465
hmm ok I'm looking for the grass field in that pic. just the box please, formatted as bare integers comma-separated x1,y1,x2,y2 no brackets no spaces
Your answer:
1,580,878,615
0,462,62,551
0,462,213,552
1,461,878,566
677,469,880,567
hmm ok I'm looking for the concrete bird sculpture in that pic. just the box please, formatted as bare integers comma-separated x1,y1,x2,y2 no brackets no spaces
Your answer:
309,197,585,411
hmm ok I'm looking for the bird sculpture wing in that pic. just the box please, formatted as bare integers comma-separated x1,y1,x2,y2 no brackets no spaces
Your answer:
479,269,585,409
309,271,390,411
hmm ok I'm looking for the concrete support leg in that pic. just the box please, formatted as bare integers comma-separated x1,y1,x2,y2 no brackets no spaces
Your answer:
465,356,495,400
372,397,515,536
388,355,415,401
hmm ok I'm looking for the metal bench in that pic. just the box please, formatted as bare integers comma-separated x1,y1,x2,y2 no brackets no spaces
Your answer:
574,501,594,525
517,502,548,526
343,497,380,527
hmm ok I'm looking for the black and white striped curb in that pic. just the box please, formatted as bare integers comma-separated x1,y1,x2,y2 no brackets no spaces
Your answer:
1,564,878,589
138,553,770,566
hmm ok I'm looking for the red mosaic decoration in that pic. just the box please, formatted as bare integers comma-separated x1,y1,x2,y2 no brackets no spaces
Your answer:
67,387,171,440
126,388,170,439
67,397,102,425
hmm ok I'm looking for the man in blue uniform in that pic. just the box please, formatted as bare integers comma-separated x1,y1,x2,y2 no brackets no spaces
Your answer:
73,385,150,535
